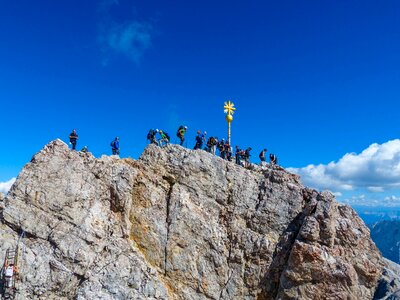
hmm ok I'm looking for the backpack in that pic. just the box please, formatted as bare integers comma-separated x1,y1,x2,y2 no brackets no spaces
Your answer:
259,151,264,159
163,132,170,141
147,129,154,140
110,141,115,148
196,135,202,143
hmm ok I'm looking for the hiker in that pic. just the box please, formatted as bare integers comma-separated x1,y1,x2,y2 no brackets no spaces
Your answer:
244,147,252,167
194,130,206,150
176,126,187,146
211,137,218,155
4,263,17,288
80,146,89,153
147,129,158,145
224,142,232,161
218,139,226,159
235,146,242,165
159,130,170,147
110,137,120,155
259,148,267,163
207,136,217,154
69,129,78,150
270,153,278,165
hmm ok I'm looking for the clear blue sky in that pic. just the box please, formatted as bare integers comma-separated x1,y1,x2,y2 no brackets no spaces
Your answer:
1,1,399,205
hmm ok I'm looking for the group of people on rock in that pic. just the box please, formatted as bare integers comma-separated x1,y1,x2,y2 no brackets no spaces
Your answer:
68,126,279,167
68,129,120,155
146,126,279,167
146,129,173,148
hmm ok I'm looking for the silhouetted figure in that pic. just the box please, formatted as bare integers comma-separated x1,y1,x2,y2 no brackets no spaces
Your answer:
207,136,217,154
80,146,89,153
69,129,78,150
244,147,252,167
235,146,243,165
176,126,187,146
218,139,226,159
270,153,277,165
147,129,159,145
194,130,206,150
224,142,232,161
111,137,120,155
259,148,267,163
159,130,170,147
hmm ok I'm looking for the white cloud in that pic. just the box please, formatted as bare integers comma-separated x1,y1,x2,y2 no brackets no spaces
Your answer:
288,139,400,193
0,178,16,194
341,194,400,207
367,186,384,193
102,22,152,64
333,192,343,197
98,1,153,65
385,195,400,202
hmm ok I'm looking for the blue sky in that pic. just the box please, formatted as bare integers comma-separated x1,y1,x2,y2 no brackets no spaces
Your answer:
1,1,400,206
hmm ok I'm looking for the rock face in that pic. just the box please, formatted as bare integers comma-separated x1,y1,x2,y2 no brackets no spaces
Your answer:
0,139,399,299
374,259,400,300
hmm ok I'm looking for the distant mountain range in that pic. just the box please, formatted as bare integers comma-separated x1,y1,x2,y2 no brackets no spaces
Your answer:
353,205,400,225
368,220,400,264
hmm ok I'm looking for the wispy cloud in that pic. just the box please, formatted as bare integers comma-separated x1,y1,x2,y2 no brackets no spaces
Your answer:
102,22,152,64
0,178,16,194
98,1,153,65
288,139,400,193
341,194,400,208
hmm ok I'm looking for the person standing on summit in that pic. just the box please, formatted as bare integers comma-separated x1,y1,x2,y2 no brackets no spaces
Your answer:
270,153,278,165
235,145,242,165
176,125,187,146
259,148,267,163
69,129,78,150
194,130,206,150
111,137,120,155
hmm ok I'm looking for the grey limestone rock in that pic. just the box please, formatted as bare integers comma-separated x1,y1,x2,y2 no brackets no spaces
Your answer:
0,139,398,299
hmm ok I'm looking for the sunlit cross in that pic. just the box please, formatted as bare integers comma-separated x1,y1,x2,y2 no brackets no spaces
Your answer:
224,101,236,116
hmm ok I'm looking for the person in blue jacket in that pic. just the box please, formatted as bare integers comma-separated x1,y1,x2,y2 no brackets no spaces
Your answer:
111,137,120,155
194,130,207,150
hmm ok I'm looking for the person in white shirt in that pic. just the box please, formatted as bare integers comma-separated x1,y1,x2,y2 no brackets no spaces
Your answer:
4,264,15,288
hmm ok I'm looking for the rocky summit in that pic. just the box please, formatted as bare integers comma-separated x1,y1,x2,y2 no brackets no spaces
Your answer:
1,139,400,300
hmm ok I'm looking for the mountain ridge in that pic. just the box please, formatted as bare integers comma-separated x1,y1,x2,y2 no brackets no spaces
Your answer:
0,139,399,299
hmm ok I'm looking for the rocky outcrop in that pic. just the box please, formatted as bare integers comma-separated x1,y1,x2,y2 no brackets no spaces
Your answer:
0,139,398,299
373,259,400,300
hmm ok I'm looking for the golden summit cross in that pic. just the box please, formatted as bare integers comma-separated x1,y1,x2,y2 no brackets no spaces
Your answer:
223,100,236,145
224,101,236,116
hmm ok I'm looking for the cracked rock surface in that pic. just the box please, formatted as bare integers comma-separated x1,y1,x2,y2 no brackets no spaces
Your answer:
0,139,399,299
